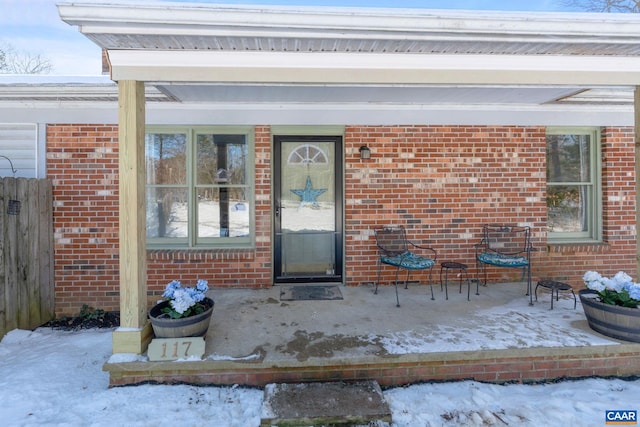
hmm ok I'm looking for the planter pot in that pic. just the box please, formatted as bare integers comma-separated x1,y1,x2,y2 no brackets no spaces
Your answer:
579,290,640,343
149,297,214,338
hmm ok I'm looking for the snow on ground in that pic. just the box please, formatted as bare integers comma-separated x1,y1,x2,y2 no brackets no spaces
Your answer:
370,293,616,355
0,327,638,427
0,328,261,427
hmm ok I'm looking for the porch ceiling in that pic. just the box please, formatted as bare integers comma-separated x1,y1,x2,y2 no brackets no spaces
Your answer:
0,76,632,109
156,84,632,107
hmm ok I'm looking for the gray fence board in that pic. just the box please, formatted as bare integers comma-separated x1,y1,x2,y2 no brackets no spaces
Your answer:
0,177,54,338
38,179,54,321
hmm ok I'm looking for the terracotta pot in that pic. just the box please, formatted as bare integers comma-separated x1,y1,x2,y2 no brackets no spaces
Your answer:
148,297,214,338
579,290,640,343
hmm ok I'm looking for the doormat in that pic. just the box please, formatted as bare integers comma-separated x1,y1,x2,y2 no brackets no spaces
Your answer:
280,285,343,301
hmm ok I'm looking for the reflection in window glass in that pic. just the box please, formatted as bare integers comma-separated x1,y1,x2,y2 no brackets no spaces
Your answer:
197,189,249,237
196,134,247,185
146,187,188,238
546,134,590,183
546,130,598,239
145,133,187,185
546,185,588,232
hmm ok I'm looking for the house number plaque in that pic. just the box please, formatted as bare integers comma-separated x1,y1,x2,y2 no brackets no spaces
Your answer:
147,337,205,361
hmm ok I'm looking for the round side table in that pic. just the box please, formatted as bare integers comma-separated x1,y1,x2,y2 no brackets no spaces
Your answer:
440,261,477,301
535,280,576,309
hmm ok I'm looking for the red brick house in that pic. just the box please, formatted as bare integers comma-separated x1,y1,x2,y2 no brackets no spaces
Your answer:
1,3,639,354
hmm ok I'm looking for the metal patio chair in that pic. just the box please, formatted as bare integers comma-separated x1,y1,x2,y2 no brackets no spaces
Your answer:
374,226,437,307
475,224,533,305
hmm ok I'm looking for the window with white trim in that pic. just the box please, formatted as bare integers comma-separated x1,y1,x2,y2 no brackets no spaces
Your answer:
145,126,254,248
546,127,601,242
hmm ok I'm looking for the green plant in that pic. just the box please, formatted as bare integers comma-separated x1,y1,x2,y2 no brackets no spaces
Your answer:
78,304,107,322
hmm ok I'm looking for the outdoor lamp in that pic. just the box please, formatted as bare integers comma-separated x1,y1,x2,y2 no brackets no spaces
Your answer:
359,145,371,159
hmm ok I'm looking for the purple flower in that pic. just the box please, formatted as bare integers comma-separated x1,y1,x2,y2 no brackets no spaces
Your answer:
624,282,640,301
162,280,181,298
160,279,210,318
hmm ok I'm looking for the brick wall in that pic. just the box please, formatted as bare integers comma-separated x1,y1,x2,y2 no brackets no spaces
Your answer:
47,124,637,316
345,125,547,286
345,125,637,288
47,124,120,315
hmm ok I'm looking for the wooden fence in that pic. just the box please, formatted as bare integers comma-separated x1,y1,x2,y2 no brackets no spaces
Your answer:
0,177,54,339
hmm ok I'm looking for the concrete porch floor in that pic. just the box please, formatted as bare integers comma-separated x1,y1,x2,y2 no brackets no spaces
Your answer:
104,281,640,387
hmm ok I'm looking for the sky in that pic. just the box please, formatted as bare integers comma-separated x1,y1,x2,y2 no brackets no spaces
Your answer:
0,0,580,75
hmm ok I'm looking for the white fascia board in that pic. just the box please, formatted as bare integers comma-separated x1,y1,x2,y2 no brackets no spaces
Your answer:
108,50,640,85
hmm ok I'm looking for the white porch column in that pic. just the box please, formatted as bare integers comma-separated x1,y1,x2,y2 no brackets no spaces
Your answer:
112,80,152,354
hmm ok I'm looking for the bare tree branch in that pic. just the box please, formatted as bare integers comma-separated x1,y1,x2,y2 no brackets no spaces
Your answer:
560,0,640,12
0,42,53,74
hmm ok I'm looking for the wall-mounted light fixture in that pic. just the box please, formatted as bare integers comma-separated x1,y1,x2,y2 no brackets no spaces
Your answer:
359,145,371,160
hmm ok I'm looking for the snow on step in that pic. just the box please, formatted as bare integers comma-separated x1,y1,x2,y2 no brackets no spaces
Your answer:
260,380,392,426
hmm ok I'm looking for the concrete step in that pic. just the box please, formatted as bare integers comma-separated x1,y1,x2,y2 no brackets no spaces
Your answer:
260,380,392,426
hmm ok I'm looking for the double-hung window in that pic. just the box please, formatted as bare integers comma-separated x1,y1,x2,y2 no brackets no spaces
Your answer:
145,126,254,248
546,127,601,242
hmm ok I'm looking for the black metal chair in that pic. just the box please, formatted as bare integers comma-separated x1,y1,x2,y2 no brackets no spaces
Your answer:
374,226,437,307
475,224,533,305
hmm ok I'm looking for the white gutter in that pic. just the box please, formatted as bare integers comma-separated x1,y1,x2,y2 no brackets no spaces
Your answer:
58,2,640,45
